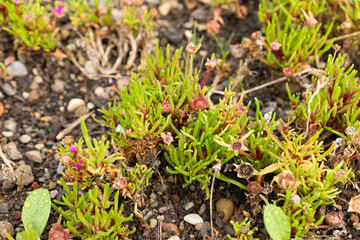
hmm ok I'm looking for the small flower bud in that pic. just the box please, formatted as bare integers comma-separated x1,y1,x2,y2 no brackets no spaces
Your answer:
289,194,301,203
205,58,217,70
75,163,82,170
247,181,261,195
161,132,174,146
277,170,296,190
270,40,282,51
190,97,209,111
54,5,64,17
346,126,356,135
207,20,221,34
69,145,77,153
184,30,193,41
301,9,318,28
283,67,294,78
335,138,345,147
186,42,197,54
49,224,70,240
212,161,222,172
325,212,343,227
113,177,127,190
162,102,171,113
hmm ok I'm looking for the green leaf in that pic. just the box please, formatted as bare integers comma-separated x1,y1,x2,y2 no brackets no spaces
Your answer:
263,204,291,240
22,188,51,237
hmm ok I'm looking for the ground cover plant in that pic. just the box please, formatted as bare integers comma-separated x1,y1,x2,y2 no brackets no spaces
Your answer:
2,0,360,239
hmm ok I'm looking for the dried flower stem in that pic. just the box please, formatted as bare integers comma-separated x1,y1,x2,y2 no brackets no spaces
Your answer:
0,146,15,172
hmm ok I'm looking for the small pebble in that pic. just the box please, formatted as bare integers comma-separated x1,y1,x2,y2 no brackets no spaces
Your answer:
353,222,360,231
149,218,157,228
159,206,169,214
51,79,66,93
0,220,14,238
25,150,43,163
84,61,96,74
195,223,203,231
167,236,180,240
19,134,31,143
48,181,57,190
143,210,153,222
27,90,40,104
1,83,16,96
3,142,22,160
350,214,359,223
87,102,95,110
14,164,34,186
6,61,28,77
50,190,59,199
159,2,171,16
2,131,14,137
4,119,17,132
0,203,9,214
94,86,110,99
215,198,234,222
224,222,235,236
150,192,157,200
184,201,195,211
35,143,45,150
67,98,86,113
184,213,203,225
198,203,206,215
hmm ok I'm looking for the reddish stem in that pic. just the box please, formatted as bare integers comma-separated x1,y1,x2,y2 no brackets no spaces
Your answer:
201,69,211,90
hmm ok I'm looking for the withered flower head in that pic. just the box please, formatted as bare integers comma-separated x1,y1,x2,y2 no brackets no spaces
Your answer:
60,155,71,165
62,136,73,146
247,181,261,195
113,177,127,190
276,170,296,190
234,162,257,179
325,212,343,227
161,132,174,146
261,181,274,195
48,224,70,240
348,195,360,214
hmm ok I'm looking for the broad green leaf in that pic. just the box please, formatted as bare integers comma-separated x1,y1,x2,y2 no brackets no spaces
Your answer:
22,188,51,238
264,204,291,240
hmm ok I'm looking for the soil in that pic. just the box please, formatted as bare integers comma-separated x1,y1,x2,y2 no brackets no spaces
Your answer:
1,0,360,240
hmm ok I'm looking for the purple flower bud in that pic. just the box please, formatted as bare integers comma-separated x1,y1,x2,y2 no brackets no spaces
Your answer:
54,6,64,17
75,163,82,170
69,145,77,153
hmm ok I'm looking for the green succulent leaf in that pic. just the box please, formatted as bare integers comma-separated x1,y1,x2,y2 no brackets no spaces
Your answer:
264,204,291,240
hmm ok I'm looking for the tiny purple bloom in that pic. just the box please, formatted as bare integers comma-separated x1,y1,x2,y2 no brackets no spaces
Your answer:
124,76,129,85
54,5,64,17
15,0,21,3
69,145,77,153
138,13,142,19
75,163,82,170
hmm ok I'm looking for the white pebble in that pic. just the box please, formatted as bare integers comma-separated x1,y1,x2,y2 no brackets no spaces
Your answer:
184,213,203,225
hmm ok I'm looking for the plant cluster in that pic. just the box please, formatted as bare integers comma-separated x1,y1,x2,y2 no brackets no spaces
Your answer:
0,0,64,52
66,0,157,79
256,0,360,76
52,179,135,239
228,217,259,240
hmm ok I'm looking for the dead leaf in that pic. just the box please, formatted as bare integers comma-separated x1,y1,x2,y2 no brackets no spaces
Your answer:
348,195,360,213
4,55,15,66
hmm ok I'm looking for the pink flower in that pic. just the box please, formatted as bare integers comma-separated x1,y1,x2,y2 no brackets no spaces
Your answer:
205,59,217,70
113,177,127,190
54,5,64,17
124,76,129,85
69,145,77,153
138,13,142,19
15,0,21,3
270,40,282,51
75,163,82,170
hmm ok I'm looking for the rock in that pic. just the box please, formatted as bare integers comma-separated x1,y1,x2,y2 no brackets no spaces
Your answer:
14,164,34,186
159,2,171,16
224,222,235,236
6,61,28,77
27,90,40,104
2,131,13,137
195,223,203,231
19,134,31,143
184,213,203,225
34,143,44,150
34,75,43,84
67,98,86,113
0,91,4,99
61,29,70,40
66,43,76,52
1,83,16,96
48,181,57,190
0,220,14,238
51,79,66,93
215,198,234,222
50,190,59,199
84,61,96,74
145,0,160,4
167,236,181,240
87,102,95,110
164,28,183,44
143,210,153,222
0,203,9,214
4,119,17,132
161,222,180,236
184,201,195,211
29,80,39,90
198,203,206,215
94,86,110,99
3,142,22,160
74,106,89,117
149,218,157,228
24,150,42,163
159,206,169,214
112,8,123,21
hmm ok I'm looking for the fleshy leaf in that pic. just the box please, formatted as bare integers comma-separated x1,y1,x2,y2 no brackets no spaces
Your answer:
263,204,291,240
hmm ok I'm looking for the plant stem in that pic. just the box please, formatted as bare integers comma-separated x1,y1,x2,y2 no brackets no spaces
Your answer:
210,169,218,239
185,52,190,77
201,69,211,90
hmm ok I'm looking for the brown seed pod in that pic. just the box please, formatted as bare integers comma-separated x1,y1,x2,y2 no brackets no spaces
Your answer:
234,162,256,179
247,181,261,195
277,170,296,190
325,212,343,227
